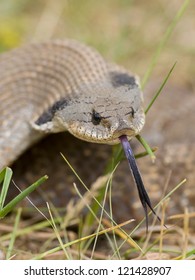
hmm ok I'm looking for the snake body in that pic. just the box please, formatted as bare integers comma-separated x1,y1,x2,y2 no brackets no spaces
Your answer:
0,39,145,170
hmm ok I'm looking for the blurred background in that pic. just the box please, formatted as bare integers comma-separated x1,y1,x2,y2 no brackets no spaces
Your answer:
0,0,194,84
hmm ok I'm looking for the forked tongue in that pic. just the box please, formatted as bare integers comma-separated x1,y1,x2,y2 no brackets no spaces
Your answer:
119,135,161,232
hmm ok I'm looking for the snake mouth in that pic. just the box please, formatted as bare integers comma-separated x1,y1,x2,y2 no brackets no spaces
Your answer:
68,122,136,144
108,127,136,144
113,127,136,138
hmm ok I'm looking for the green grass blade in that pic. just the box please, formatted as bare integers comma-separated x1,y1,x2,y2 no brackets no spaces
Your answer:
144,62,177,115
136,134,156,162
6,207,22,259
135,147,157,159
0,218,59,242
141,0,189,88
175,248,195,260
0,175,48,218
0,167,13,210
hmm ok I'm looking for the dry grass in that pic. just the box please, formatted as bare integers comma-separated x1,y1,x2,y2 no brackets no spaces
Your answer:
1,176,194,260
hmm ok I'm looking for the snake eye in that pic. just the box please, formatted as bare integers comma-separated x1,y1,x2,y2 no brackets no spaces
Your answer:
91,109,102,125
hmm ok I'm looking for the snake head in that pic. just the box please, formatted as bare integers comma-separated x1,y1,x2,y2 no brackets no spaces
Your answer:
61,81,145,144
33,80,145,144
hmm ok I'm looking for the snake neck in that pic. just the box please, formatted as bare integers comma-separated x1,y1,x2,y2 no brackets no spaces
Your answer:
0,40,109,119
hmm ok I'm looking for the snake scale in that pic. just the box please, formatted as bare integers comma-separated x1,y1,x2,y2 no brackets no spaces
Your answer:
0,39,159,225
